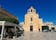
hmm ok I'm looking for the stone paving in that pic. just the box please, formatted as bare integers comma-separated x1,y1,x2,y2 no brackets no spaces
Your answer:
3,32,56,40
19,32,56,40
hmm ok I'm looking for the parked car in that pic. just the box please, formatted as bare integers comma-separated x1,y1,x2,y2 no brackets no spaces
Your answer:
43,30,49,32
19,27,24,34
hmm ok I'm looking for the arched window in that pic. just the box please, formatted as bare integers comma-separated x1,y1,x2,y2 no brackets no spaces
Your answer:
31,18,32,21
31,9,32,12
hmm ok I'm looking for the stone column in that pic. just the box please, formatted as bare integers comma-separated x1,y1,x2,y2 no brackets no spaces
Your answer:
14,26,16,36
1,22,5,40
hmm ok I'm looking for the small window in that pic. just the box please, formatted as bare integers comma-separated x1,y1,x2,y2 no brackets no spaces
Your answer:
31,18,32,21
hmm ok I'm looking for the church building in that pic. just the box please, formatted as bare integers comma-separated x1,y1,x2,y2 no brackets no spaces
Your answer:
23,6,43,32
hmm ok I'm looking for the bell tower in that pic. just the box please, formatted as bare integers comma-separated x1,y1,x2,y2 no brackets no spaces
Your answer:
27,6,36,12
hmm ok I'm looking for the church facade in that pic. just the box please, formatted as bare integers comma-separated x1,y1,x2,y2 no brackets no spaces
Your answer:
23,6,43,32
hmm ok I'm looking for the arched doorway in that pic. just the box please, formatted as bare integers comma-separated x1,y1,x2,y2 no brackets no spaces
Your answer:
42,26,49,32
30,26,33,32
51,27,55,31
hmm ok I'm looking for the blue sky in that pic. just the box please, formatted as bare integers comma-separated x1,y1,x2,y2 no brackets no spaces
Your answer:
0,0,56,24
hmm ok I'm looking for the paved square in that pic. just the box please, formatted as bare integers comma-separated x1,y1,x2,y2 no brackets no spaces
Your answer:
18,32,56,40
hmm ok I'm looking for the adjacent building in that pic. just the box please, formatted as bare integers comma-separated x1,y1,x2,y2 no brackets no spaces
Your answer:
0,6,19,39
